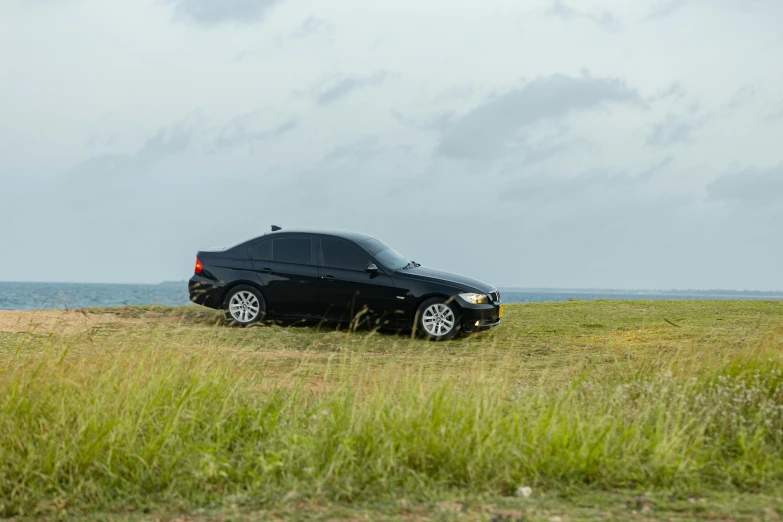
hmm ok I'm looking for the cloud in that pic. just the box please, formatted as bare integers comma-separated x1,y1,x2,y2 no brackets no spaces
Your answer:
513,141,569,166
233,49,261,63
496,158,675,206
706,164,783,206
137,125,193,164
323,136,413,163
23,0,72,6
766,103,783,122
649,83,687,102
392,109,453,133
324,136,383,161
68,113,204,181
234,16,334,61
497,124,581,168
548,0,580,20
291,16,332,39
547,0,619,29
167,0,281,26
212,113,297,152
648,0,688,20
725,85,756,110
68,154,141,182
645,114,695,147
437,73,640,160
315,72,389,106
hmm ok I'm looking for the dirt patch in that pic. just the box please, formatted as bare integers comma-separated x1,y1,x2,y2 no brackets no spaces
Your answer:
0,310,140,334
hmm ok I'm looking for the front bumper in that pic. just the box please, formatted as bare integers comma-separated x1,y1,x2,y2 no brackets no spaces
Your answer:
457,298,503,332
463,318,501,332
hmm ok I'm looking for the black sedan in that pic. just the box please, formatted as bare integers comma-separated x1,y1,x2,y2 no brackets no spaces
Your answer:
188,227,503,340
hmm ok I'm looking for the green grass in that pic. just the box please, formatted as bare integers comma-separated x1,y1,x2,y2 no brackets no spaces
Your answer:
1,300,782,520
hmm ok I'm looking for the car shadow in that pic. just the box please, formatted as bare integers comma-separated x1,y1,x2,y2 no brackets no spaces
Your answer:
180,308,481,341
259,316,412,338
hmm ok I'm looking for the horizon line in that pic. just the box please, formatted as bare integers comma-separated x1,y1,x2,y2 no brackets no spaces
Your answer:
1,280,782,294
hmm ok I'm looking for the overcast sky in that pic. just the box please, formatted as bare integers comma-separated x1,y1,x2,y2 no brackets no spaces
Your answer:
1,0,781,290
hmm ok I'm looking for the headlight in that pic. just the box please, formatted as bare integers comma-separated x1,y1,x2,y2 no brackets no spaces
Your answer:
458,292,489,304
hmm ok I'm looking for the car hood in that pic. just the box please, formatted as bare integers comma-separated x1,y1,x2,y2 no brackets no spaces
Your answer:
394,266,496,294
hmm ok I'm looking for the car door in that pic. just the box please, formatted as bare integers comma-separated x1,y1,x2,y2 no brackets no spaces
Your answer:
248,235,320,317
317,237,404,327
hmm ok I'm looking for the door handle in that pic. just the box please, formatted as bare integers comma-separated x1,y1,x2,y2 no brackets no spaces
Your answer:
259,268,273,274
320,275,336,281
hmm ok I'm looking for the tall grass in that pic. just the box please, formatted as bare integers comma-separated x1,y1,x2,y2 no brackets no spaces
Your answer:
1,328,782,517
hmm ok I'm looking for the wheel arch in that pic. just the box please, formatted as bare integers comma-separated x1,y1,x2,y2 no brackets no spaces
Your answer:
411,293,458,322
219,279,268,309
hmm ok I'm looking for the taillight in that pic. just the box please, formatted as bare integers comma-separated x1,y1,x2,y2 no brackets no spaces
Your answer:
194,258,203,275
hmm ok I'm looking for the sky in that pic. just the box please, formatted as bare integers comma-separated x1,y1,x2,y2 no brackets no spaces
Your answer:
0,0,781,290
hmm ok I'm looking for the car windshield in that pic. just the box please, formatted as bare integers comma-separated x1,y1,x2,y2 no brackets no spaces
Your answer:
360,238,413,270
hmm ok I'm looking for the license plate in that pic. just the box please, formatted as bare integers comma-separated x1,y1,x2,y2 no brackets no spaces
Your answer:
498,304,504,318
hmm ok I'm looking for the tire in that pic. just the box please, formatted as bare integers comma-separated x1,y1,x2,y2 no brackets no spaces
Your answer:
416,297,461,341
223,285,267,326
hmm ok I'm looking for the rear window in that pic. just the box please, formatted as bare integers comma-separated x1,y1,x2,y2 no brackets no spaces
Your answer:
249,240,271,261
273,237,312,265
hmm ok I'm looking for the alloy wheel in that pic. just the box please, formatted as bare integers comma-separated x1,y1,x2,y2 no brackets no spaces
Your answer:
229,291,261,323
421,303,455,337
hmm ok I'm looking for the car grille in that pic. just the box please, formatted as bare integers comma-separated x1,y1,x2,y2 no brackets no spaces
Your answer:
490,291,501,303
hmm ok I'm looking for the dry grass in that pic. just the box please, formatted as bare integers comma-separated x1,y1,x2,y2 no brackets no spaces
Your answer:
0,309,142,334
1,300,782,520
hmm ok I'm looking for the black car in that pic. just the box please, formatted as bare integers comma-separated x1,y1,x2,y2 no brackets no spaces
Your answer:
188,227,503,340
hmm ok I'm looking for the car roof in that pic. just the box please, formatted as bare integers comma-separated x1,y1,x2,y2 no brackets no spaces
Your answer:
261,228,375,242
204,229,377,253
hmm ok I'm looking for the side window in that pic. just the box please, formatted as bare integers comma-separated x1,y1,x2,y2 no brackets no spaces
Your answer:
322,238,370,271
273,237,312,265
249,240,271,261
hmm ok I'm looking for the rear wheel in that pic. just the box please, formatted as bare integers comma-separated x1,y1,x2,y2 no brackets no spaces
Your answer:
224,285,266,326
416,297,461,341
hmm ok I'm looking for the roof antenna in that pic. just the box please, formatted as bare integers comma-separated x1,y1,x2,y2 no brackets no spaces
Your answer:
271,225,282,231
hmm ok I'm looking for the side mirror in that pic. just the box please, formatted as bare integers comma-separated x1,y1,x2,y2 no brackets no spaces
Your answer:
365,263,379,273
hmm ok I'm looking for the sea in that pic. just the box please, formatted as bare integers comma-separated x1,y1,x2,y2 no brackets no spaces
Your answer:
0,281,781,311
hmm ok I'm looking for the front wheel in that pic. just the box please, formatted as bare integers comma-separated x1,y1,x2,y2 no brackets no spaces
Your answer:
224,285,267,326
416,297,461,341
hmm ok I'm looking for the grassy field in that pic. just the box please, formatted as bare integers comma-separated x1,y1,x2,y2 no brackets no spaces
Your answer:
1,300,782,521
